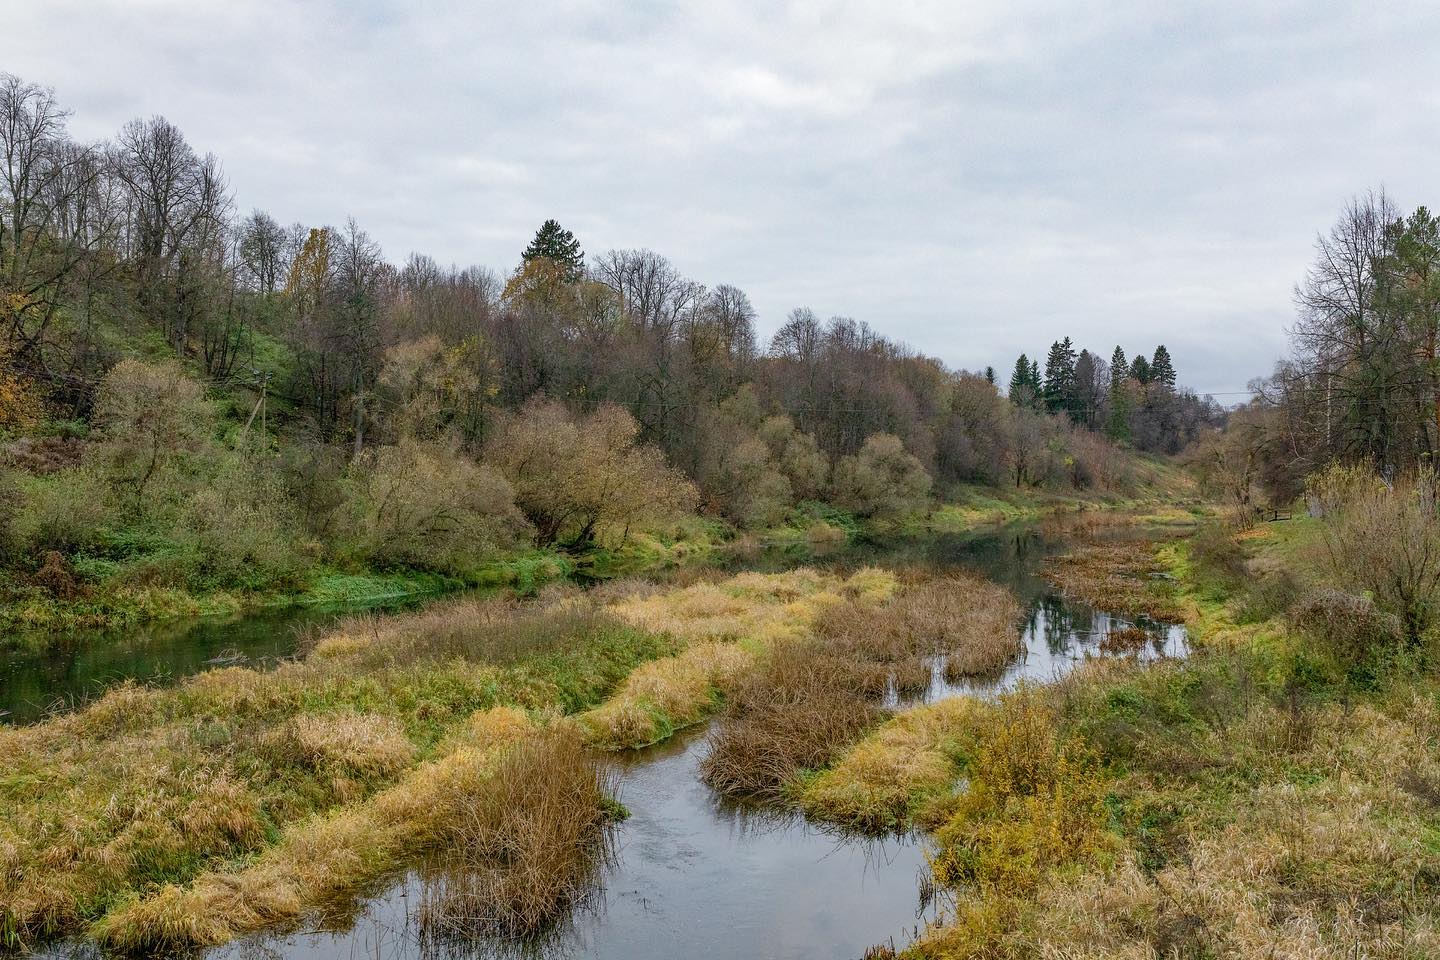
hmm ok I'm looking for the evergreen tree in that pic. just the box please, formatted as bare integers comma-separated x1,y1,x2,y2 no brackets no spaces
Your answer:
1073,349,1099,427
1129,354,1152,385
521,219,585,282
984,365,996,385
1042,337,1078,415
1149,344,1176,391
1007,354,1036,407
1107,345,1131,441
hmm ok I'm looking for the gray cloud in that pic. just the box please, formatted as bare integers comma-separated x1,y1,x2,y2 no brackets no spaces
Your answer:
12,0,1440,395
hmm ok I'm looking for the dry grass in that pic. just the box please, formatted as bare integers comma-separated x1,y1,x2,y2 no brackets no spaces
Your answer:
607,566,895,646
0,567,903,951
0,591,673,949
1097,625,1152,655
578,640,756,749
92,707,536,952
1042,541,1184,622
817,573,1023,671
799,698,989,833
577,568,899,751
417,724,618,940
702,573,1025,804
308,593,613,669
904,652,1440,960
701,641,886,801
890,657,935,696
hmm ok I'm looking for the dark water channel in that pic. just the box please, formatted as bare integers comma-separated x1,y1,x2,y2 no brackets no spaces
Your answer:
19,522,1186,960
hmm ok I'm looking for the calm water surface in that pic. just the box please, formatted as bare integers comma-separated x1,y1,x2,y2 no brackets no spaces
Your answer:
19,521,1186,960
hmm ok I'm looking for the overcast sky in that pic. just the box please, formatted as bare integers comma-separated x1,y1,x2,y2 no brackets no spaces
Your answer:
11,1,1440,396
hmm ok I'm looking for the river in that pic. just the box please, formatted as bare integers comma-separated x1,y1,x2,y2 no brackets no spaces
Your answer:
17,521,1185,960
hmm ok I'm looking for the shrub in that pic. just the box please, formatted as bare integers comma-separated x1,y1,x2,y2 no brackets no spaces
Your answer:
349,439,529,573
486,399,698,547
11,468,114,554
1310,463,1440,644
176,454,303,589
830,433,932,519
93,359,214,508
1289,589,1405,677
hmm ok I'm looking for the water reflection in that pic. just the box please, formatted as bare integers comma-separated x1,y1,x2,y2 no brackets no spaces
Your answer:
208,728,936,960
22,518,1189,960
0,594,448,724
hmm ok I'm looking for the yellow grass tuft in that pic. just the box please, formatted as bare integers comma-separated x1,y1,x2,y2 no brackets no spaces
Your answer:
799,697,988,832
264,711,415,783
607,567,896,646
579,641,756,749
93,707,535,952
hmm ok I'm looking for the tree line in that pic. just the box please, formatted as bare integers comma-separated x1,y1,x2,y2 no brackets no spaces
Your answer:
0,72,1214,595
1192,190,1440,509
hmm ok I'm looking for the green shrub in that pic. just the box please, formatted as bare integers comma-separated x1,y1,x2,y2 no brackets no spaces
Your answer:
1288,588,1405,682
12,469,115,553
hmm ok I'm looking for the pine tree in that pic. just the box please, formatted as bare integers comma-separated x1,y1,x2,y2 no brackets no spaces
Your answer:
1107,345,1131,441
1043,337,1077,415
1149,344,1176,391
521,219,585,282
984,365,996,385
1129,354,1152,385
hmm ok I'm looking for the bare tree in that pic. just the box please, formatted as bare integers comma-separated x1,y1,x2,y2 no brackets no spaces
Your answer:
0,73,106,369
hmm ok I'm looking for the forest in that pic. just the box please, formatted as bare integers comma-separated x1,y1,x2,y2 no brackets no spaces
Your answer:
0,72,1214,627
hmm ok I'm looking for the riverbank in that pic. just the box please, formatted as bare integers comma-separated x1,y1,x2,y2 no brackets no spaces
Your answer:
3,514,1202,958
840,518,1440,960
2,463,1204,644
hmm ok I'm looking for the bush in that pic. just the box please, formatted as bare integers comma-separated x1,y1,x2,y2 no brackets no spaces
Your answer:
349,439,529,574
1310,464,1440,644
12,468,114,554
486,399,698,547
830,433,932,519
176,454,304,590
93,359,214,508
1289,589,1405,678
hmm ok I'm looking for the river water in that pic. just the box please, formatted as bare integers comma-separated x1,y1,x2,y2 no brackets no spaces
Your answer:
17,522,1185,960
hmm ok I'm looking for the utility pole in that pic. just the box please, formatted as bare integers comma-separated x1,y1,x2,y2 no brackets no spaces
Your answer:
239,370,270,443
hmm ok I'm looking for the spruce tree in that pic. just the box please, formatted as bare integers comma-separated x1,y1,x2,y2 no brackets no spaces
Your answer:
985,365,996,385
1008,354,1034,407
521,219,585,282
1129,354,1152,385
1149,344,1177,391
1073,349,1098,426
1042,337,1078,415
1107,345,1131,441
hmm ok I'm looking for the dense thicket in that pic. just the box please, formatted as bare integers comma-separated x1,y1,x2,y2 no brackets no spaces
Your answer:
0,73,1198,597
